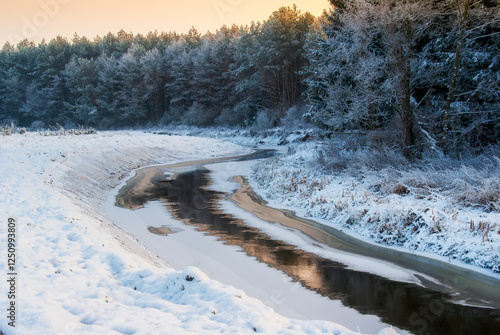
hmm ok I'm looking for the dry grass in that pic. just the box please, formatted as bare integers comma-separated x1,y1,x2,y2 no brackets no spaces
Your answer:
391,183,410,195
316,143,500,212
38,124,97,136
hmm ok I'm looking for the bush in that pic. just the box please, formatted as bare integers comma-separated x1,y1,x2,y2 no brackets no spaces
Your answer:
182,103,218,127
314,140,500,211
316,139,408,174
281,105,309,129
254,109,274,131
1,122,26,136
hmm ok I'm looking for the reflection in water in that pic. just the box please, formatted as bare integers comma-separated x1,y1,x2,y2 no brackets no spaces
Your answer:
116,166,500,335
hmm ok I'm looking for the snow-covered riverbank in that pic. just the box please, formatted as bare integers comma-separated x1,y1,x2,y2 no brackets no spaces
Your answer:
251,142,500,275
149,127,500,275
1,131,398,335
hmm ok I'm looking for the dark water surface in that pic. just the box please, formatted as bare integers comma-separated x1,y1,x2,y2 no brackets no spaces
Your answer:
116,151,500,335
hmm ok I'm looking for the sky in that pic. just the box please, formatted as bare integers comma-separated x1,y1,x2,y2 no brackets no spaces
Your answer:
1,0,330,46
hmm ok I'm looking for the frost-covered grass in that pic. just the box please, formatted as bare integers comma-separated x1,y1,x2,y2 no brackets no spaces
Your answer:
149,125,320,147
1,122,26,136
0,131,387,335
37,124,98,136
251,142,500,273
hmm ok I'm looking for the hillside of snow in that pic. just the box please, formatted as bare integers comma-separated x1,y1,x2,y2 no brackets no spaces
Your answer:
0,131,401,335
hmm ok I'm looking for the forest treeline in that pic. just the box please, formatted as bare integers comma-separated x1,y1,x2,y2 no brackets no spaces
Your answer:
1,0,499,158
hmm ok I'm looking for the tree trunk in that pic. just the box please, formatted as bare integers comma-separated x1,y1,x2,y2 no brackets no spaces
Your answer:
392,17,416,159
443,0,471,154
401,61,414,159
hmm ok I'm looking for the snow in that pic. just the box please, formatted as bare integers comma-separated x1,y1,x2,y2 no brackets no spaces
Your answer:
106,201,393,334
0,131,396,335
250,142,500,276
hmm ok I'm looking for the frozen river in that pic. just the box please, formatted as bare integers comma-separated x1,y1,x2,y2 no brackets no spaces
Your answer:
106,149,500,335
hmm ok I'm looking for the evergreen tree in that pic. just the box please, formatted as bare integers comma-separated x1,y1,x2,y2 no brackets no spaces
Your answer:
255,6,315,123
141,47,168,122
1,67,24,124
116,44,148,125
64,56,99,125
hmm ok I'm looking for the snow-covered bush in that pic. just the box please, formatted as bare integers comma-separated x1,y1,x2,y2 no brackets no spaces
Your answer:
316,139,408,175
281,105,310,129
182,103,218,127
254,109,274,131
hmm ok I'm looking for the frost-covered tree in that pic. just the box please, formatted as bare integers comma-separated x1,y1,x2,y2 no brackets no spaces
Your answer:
70,34,100,59
116,44,148,125
141,48,167,122
165,41,194,122
64,56,100,124
0,40,41,125
304,0,403,142
20,81,48,124
230,22,268,125
440,0,500,153
254,6,315,123
188,26,242,125
306,0,499,158
304,3,392,134
94,54,121,128
1,2,495,142
0,67,24,123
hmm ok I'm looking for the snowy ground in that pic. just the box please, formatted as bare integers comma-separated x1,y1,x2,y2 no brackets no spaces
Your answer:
0,131,399,335
250,142,500,276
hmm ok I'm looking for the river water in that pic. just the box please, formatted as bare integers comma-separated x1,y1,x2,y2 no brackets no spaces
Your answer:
108,149,500,335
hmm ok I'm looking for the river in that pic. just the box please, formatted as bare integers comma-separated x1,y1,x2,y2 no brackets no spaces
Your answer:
106,148,500,335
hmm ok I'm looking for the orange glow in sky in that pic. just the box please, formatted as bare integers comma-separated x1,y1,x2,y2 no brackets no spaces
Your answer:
1,0,330,46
